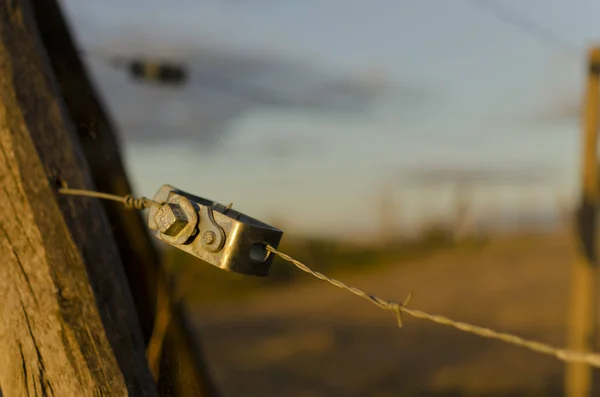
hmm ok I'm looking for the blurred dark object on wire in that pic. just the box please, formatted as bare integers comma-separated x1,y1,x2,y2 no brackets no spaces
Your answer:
128,59,188,86
79,48,188,86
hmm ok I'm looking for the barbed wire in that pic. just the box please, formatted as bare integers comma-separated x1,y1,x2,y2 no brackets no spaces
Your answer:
57,187,600,369
265,246,600,368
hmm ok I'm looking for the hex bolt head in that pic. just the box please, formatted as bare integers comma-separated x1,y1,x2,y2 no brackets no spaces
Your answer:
155,203,189,237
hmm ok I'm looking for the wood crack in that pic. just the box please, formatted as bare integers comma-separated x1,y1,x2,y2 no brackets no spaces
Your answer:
18,342,29,395
20,300,51,397
0,222,38,305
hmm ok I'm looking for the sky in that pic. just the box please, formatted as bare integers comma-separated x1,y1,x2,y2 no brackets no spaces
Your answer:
60,0,600,238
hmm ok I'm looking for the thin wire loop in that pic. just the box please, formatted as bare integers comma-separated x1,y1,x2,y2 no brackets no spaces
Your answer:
58,187,160,210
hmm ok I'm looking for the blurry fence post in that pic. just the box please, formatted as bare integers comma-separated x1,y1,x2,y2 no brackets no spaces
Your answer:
565,46,600,397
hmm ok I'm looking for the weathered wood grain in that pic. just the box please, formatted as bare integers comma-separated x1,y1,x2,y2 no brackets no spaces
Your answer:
0,1,157,395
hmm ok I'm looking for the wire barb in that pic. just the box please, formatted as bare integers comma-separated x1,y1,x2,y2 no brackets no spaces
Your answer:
388,293,413,328
265,245,600,368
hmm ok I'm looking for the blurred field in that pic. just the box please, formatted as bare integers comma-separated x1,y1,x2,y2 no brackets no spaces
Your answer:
167,224,477,304
177,231,600,397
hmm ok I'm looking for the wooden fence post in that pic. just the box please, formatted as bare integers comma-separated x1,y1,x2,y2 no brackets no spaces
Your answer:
565,45,600,397
0,1,220,396
0,1,157,395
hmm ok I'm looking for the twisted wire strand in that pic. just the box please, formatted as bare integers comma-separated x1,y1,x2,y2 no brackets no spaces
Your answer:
58,187,160,209
266,245,600,368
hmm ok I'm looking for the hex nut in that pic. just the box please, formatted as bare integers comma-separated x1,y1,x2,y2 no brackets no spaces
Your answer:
155,203,188,236
154,194,199,245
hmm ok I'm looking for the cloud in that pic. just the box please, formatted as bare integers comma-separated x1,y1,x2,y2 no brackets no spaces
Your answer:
82,34,436,150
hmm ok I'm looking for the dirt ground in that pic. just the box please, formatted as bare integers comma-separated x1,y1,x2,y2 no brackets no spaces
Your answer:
188,232,600,397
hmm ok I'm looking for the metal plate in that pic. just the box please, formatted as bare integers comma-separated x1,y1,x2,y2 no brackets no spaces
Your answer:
147,184,283,276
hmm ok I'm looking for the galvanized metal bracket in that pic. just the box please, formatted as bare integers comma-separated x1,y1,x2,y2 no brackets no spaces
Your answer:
147,184,283,277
